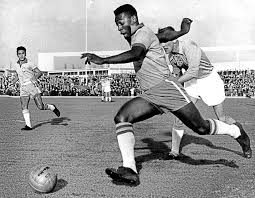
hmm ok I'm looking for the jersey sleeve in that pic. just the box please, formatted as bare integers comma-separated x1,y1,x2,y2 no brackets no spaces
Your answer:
183,42,201,78
131,29,152,51
29,62,37,70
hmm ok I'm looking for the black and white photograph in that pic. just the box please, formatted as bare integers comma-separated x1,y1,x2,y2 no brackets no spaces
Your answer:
0,0,255,197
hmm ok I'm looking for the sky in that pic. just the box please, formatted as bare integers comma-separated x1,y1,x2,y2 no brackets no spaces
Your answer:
0,0,255,69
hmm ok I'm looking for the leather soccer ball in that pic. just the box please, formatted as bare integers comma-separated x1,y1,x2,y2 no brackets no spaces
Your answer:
28,165,57,193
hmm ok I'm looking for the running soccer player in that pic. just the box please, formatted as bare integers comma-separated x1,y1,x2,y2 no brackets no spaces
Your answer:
160,38,237,159
11,46,60,130
81,4,251,185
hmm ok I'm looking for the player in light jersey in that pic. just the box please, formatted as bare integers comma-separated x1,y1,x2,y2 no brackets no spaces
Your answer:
161,38,237,159
130,87,135,98
104,77,112,102
11,46,60,130
81,4,251,185
100,76,112,102
100,77,106,102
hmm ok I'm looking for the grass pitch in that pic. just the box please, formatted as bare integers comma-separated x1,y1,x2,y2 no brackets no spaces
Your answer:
0,96,255,198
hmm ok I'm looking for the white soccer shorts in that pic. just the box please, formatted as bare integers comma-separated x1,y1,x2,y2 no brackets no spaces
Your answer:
184,70,225,106
20,81,41,98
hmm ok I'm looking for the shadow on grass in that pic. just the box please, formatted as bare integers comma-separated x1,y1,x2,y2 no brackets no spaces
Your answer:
111,179,140,187
33,117,71,129
135,137,239,173
51,178,68,193
33,178,68,194
180,134,243,157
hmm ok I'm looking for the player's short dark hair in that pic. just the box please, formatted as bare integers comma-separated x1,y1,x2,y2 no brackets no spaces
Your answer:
114,4,137,17
17,46,26,55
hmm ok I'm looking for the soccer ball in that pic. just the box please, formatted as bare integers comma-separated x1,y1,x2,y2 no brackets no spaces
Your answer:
28,165,57,193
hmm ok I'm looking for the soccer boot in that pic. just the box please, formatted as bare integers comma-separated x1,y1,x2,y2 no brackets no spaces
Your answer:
234,122,252,158
164,152,180,160
105,166,140,185
21,125,33,130
53,105,60,117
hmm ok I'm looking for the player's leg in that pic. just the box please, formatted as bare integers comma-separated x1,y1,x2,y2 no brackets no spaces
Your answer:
198,72,236,125
197,71,246,151
212,103,236,124
101,90,104,102
172,102,252,158
170,96,198,158
108,90,112,102
104,91,107,102
20,96,32,130
105,91,109,102
169,77,199,158
33,93,60,117
105,97,161,184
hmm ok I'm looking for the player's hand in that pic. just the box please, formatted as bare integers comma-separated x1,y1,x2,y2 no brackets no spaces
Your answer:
180,18,193,34
80,53,104,65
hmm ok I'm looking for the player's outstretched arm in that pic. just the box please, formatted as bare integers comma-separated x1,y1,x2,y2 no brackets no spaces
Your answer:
9,72,19,86
81,46,146,65
33,67,43,80
157,18,193,43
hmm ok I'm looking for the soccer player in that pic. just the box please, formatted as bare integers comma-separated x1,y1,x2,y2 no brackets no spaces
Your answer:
11,46,60,130
161,38,237,159
100,76,112,102
104,76,112,102
81,4,251,185
100,77,106,102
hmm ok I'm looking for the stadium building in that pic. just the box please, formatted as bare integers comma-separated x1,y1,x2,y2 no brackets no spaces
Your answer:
38,50,134,77
37,45,255,77
3,45,255,78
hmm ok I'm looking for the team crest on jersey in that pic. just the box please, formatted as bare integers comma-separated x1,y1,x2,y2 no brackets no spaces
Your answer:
169,54,188,70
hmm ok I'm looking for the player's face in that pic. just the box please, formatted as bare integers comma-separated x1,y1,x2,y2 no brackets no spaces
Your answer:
163,41,174,54
115,13,133,38
17,50,26,61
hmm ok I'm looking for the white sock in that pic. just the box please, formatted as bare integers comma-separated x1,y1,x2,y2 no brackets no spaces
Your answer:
208,119,241,138
22,109,31,128
171,128,184,155
101,96,104,101
109,97,112,102
116,122,137,173
45,104,55,111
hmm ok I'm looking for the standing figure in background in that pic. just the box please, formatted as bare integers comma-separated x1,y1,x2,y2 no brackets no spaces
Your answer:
104,76,112,102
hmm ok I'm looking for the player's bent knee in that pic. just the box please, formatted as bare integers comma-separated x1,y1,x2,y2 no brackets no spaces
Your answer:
114,113,130,124
194,126,210,135
173,118,185,130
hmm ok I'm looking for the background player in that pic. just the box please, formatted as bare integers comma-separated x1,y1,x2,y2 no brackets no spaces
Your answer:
11,46,60,130
100,76,112,102
100,77,106,102
104,76,112,102
81,4,251,185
